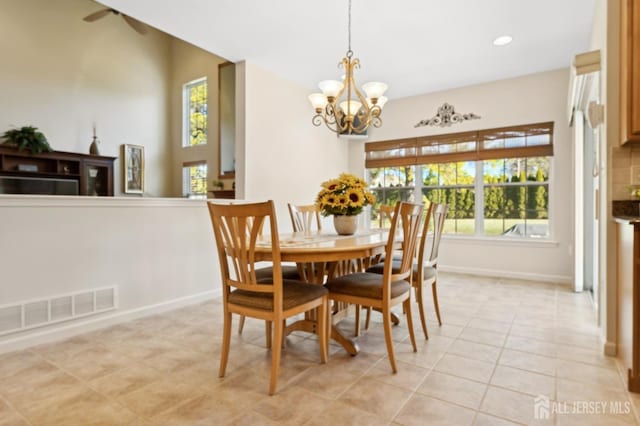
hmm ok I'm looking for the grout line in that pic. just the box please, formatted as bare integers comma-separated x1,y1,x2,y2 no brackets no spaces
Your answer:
472,285,519,426
0,392,34,426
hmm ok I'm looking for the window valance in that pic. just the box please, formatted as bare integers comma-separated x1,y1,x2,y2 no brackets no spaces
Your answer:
365,122,554,168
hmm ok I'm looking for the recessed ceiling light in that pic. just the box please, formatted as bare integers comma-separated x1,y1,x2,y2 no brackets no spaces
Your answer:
493,35,513,46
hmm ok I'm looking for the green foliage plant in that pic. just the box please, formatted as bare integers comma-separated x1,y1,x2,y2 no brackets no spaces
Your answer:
2,126,53,154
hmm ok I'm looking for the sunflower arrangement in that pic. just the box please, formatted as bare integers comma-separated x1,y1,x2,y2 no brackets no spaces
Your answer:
316,173,376,216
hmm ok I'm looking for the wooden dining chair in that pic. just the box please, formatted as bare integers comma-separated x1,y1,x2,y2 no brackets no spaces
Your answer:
355,202,397,335
288,203,322,232
324,201,423,373
367,202,446,338
378,204,395,228
425,202,448,326
207,200,328,395
234,203,300,335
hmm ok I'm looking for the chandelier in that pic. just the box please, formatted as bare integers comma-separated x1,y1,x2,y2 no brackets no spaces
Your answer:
308,0,388,135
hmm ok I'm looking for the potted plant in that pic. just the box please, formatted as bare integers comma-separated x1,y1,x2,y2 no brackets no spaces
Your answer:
212,179,224,190
316,173,376,235
1,126,52,154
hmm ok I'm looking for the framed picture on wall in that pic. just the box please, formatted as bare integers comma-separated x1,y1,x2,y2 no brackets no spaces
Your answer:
123,144,144,194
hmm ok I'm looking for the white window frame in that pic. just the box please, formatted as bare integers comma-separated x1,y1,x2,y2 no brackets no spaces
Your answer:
182,162,208,199
369,158,552,241
182,77,208,148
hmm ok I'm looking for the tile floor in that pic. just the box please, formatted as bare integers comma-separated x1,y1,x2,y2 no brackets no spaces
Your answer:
1,272,639,425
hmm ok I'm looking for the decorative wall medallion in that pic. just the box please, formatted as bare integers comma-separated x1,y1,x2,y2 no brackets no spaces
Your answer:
414,103,481,128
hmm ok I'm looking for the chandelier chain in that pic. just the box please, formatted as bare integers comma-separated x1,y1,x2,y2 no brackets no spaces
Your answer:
347,0,352,57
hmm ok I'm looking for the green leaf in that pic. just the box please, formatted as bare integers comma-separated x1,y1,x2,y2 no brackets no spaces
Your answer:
2,125,52,153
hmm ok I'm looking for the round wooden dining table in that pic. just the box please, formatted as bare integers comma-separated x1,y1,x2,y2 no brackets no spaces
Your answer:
254,229,393,355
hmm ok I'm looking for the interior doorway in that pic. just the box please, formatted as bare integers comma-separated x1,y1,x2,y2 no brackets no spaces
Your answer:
572,77,602,323
582,112,599,311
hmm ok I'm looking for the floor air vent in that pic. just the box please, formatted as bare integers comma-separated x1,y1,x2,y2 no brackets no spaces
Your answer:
0,286,117,336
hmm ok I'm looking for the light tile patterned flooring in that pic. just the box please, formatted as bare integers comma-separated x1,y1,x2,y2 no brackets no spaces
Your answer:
1,272,640,425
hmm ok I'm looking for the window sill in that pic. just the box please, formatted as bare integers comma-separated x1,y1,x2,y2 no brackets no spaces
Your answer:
441,234,559,248
181,144,207,149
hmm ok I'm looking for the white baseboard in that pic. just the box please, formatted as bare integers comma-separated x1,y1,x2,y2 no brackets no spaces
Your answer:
604,340,617,357
0,289,220,355
439,264,572,285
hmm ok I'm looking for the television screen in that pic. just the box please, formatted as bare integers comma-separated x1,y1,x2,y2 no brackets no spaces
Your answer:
0,176,79,195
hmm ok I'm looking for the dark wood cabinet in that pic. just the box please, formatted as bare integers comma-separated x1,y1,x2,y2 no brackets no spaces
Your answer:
621,0,640,144
208,190,235,199
616,219,640,393
0,146,116,196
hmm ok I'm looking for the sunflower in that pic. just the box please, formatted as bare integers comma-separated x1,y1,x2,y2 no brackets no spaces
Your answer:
346,188,363,207
365,192,376,205
316,173,376,216
322,179,343,191
322,193,338,207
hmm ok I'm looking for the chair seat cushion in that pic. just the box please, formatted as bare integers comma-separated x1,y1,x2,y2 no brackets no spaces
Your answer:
324,272,411,300
228,279,327,311
255,265,301,281
366,262,436,281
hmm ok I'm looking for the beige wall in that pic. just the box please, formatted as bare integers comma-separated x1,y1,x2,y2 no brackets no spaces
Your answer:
349,69,573,282
238,61,347,229
0,0,173,196
168,39,228,197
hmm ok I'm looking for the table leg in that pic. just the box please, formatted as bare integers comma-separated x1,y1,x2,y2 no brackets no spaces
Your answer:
289,261,368,356
286,304,361,356
331,326,359,356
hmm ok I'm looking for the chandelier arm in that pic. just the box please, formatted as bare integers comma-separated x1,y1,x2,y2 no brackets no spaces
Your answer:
332,57,350,102
324,119,340,133
326,102,348,133
351,79,369,110
325,103,340,125
311,114,324,127
312,111,342,134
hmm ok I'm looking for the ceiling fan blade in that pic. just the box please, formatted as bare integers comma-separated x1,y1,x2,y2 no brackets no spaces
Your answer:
122,15,149,35
83,8,112,22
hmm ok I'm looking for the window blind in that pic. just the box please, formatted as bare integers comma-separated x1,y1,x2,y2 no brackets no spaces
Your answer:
365,122,554,168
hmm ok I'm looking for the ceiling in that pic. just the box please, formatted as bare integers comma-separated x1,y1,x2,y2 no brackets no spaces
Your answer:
97,0,596,100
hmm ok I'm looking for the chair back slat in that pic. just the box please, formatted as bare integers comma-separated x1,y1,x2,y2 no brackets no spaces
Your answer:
415,202,435,276
378,204,395,228
208,201,283,299
383,202,424,287
427,203,449,265
288,204,322,232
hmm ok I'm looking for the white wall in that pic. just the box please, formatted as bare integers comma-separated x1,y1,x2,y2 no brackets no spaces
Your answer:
0,196,217,353
349,69,573,283
239,61,348,230
0,0,173,196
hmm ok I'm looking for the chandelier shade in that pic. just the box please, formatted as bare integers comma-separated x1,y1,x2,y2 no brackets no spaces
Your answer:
309,0,388,135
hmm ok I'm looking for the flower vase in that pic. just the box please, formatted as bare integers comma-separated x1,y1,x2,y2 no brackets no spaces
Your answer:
89,136,100,155
333,214,358,235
